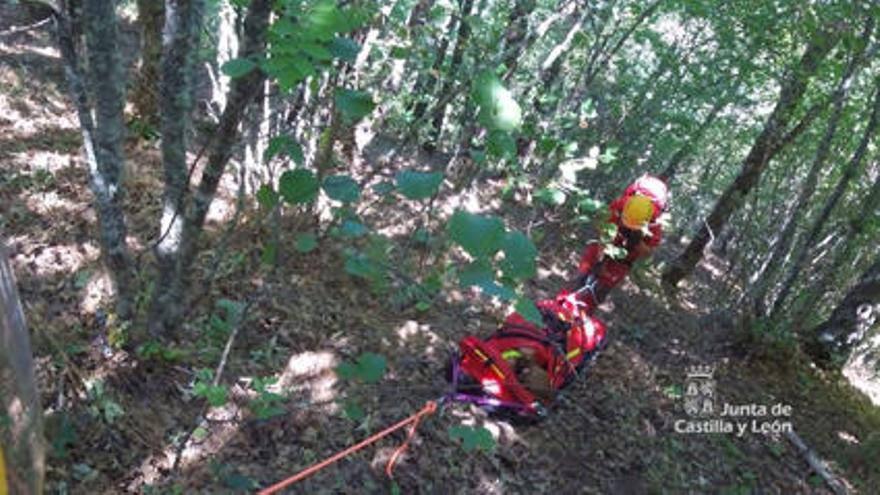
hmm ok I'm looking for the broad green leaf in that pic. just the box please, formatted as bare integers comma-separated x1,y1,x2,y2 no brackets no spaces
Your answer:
344,252,375,278
260,242,277,265
499,231,537,280
481,281,515,301
355,352,386,383
335,89,375,123
256,184,278,209
322,174,360,202
487,130,516,159
340,219,368,238
448,210,505,259
448,425,495,452
395,170,443,200
372,181,395,195
221,58,256,78
265,136,304,165
458,260,495,289
329,36,361,61
342,400,365,421
515,297,543,325
279,169,319,204
473,71,522,131
295,233,318,253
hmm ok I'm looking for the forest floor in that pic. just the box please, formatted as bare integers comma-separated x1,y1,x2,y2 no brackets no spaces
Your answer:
3,7,880,494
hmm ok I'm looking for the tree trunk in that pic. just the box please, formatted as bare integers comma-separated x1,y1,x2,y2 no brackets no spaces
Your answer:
149,0,205,335
132,0,164,125
661,29,839,291
751,41,865,315
55,0,136,319
805,256,880,365
149,0,271,335
0,240,45,495
769,78,880,318
429,0,474,145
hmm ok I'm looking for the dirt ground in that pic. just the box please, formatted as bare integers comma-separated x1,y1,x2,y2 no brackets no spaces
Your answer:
2,6,880,494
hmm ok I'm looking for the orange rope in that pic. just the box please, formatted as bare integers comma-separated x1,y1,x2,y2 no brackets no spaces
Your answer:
258,401,437,495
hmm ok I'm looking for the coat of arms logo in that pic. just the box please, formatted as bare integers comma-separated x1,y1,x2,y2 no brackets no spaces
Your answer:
684,364,716,417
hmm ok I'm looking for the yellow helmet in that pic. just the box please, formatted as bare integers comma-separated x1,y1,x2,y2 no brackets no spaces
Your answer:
621,194,655,230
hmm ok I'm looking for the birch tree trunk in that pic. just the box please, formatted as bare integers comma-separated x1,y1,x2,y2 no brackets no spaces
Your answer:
769,78,880,318
661,29,840,291
55,0,136,319
429,0,474,144
0,240,45,495
149,0,205,334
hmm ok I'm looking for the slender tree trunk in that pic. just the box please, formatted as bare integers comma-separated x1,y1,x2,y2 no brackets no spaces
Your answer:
410,13,454,122
133,0,164,125
55,0,136,319
500,0,534,74
0,241,44,495
805,255,880,365
149,0,205,334
661,30,840,291
770,79,880,318
429,0,474,145
751,43,865,315
580,0,663,89
149,0,272,335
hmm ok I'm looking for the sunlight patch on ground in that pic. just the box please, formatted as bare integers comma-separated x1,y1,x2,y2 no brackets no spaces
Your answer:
391,320,443,357
274,350,339,407
843,341,880,407
79,270,113,314
25,190,89,217
11,239,99,277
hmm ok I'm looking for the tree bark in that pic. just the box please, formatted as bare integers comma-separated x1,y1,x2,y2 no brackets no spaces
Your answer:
0,240,45,495
770,78,880,318
148,0,271,335
661,29,840,291
149,0,205,334
751,40,865,315
805,256,880,365
429,0,474,144
55,0,136,319
132,0,164,125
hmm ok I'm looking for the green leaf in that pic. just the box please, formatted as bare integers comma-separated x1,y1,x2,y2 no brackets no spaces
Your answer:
221,58,257,78
342,400,365,421
448,210,505,259
458,260,495,289
415,301,431,311
329,36,361,61
487,130,516,159
335,89,375,123
279,169,319,204
344,252,376,278
372,181,395,195
473,71,522,131
515,298,543,325
260,242,277,265
535,187,567,206
395,170,444,200
256,184,278,209
265,136,304,165
448,425,495,452
336,352,387,383
341,219,368,238
499,231,537,280
295,233,318,253
322,174,360,202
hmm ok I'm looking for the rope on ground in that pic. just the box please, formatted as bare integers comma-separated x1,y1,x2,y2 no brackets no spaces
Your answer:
258,400,438,495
